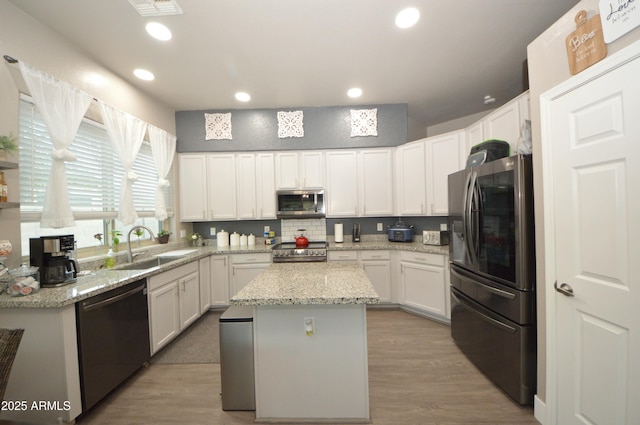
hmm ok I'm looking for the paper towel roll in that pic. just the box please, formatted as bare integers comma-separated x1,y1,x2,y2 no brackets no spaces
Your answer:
334,223,344,243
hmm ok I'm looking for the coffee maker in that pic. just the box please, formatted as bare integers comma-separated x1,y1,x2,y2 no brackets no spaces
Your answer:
30,235,78,287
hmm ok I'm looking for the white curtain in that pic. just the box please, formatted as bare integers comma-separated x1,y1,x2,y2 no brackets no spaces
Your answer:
148,125,176,221
18,62,93,228
98,101,148,225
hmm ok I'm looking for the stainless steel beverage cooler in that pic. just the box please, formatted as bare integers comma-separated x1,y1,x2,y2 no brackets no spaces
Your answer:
219,306,255,411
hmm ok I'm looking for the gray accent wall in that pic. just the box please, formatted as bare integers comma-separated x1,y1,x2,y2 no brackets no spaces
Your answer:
176,103,408,152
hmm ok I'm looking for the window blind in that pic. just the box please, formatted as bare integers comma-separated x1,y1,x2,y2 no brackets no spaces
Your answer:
19,97,174,222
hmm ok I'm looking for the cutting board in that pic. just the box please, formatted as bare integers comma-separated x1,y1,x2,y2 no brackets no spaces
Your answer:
566,10,607,75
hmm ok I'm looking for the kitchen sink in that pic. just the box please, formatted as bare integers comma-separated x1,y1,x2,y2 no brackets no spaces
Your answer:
116,256,186,270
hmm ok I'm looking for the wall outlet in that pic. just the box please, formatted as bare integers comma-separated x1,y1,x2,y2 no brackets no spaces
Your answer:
180,229,186,238
304,317,315,336
264,225,270,233
440,223,448,231
210,227,216,236
377,223,383,231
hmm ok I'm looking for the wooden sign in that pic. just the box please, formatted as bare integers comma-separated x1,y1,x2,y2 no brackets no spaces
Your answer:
566,10,608,75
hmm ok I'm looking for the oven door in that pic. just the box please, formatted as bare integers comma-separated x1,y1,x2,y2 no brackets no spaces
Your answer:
451,287,536,404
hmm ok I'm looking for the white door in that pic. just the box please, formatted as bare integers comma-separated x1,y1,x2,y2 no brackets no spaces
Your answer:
425,131,464,215
275,152,299,189
547,53,640,425
396,141,426,215
256,153,276,218
300,151,324,188
179,271,200,329
236,153,257,219
178,154,208,221
207,154,237,219
326,150,358,216
360,149,394,216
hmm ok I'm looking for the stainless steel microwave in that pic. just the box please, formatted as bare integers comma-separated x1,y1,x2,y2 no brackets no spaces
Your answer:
276,190,325,219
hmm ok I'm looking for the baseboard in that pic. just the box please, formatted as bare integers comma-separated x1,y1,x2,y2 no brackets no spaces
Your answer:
534,394,546,424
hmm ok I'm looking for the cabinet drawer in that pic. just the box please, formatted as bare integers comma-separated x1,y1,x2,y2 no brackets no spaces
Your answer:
230,253,272,264
400,251,445,267
149,261,199,291
328,251,358,261
360,250,391,261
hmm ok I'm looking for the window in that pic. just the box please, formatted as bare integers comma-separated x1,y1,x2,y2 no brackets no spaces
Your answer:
18,97,174,256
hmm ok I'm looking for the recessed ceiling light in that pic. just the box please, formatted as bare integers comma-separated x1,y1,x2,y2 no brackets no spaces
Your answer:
146,22,172,41
134,68,155,81
395,7,420,29
484,95,496,105
235,92,251,102
347,88,363,98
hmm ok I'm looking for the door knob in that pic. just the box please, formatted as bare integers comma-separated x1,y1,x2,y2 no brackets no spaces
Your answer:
554,281,575,297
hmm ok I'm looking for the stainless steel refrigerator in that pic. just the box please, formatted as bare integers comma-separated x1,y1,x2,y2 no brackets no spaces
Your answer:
448,154,536,404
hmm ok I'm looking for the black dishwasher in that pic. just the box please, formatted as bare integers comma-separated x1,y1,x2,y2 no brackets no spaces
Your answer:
76,279,150,412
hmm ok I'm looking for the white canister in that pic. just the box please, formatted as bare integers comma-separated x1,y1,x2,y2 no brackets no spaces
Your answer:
230,232,240,246
216,230,229,247
240,234,248,246
248,234,256,246
334,223,344,243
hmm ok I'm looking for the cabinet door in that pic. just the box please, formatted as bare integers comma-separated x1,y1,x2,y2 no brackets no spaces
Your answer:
230,263,270,297
326,151,358,217
483,100,521,152
149,282,180,354
256,153,276,219
362,261,392,303
300,151,324,188
275,152,299,189
210,255,230,306
178,154,208,221
199,256,211,314
466,121,484,151
179,271,200,329
207,154,237,219
360,149,393,216
425,132,465,215
401,262,446,317
396,141,426,215
236,154,257,219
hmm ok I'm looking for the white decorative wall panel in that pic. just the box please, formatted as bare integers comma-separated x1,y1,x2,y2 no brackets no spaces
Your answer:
277,110,304,138
205,112,232,140
350,108,378,137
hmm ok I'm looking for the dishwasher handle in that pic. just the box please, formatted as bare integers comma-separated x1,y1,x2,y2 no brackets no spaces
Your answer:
80,282,146,312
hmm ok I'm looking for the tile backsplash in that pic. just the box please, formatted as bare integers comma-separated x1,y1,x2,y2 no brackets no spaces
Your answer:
281,218,327,242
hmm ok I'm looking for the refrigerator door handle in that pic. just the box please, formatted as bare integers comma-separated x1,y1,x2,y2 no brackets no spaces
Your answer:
465,171,478,266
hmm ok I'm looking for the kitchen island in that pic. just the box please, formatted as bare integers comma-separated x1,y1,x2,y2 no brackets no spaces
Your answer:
231,262,379,423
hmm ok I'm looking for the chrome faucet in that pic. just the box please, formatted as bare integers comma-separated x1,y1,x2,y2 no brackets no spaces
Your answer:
127,226,156,263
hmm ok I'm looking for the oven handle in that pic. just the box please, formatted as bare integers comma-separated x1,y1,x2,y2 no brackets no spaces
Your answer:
450,266,516,300
451,290,517,334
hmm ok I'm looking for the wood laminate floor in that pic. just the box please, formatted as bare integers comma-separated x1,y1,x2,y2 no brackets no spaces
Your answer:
76,309,539,425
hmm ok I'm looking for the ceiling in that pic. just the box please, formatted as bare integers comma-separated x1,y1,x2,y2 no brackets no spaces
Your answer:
9,0,578,129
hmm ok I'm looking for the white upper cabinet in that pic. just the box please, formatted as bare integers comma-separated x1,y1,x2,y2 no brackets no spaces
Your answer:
395,141,426,215
465,121,483,152
479,91,530,153
360,148,394,216
325,148,394,218
207,154,237,219
256,153,277,219
275,151,324,189
178,154,208,222
326,151,358,216
236,153,257,219
425,131,466,215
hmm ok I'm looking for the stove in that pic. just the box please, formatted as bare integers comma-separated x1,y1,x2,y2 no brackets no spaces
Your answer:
272,241,328,263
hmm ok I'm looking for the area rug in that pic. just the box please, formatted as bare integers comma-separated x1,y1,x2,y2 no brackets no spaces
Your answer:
150,311,222,365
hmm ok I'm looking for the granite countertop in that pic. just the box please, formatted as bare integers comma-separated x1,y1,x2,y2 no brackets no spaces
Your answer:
231,262,380,306
0,244,274,309
327,239,449,255
0,237,447,309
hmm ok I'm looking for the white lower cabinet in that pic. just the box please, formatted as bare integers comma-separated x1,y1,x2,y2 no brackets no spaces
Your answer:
199,256,211,314
230,253,272,298
210,255,230,306
360,251,392,303
399,251,449,320
148,261,201,355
